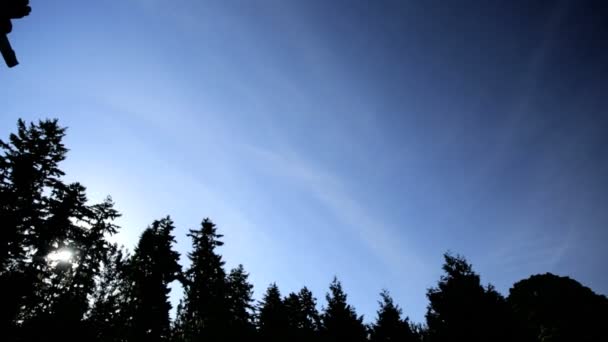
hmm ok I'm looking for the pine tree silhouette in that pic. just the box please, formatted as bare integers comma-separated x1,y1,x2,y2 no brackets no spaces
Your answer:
88,245,131,342
0,120,120,342
321,277,367,342
284,287,321,342
0,119,67,276
127,217,182,342
175,218,229,342
370,290,417,342
426,253,513,342
226,264,256,340
258,283,289,342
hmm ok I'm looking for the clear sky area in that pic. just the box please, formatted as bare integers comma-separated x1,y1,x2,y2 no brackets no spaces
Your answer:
2,0,607,323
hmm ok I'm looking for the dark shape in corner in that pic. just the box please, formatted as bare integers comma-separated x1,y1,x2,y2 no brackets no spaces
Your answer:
0,0,31,68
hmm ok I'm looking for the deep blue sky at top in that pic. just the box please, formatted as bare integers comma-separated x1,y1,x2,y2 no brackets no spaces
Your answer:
1,0,607,322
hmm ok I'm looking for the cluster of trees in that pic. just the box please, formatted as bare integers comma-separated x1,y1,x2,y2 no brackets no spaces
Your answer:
1,119,607,342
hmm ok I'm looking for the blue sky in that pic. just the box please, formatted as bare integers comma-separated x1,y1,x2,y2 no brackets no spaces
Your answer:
2,1,607,323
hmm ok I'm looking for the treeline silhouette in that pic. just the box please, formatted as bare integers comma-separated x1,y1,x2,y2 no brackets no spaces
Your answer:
1,119,607,342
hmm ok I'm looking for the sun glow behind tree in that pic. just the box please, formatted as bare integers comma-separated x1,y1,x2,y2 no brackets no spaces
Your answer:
47,248,73,263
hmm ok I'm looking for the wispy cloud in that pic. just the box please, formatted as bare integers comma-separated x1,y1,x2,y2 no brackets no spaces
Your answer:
243,144,429,275
486,223,573,278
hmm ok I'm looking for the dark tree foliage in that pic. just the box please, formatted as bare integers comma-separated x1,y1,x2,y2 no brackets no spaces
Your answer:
285,292,303,339
258,283,289,342
0,119,67,272
2,119,608,342
175,218,230,342
127,217,182,342
171,300,187,342
0,152,65,338
226,264,256,340
19,188,119,342
89,245,131,342
285,287,321,342
508,273,608,342
409,323,427,342
425,253,514,342
297,287,322,335
370,290,417,342
0,119,120,342
321,277,367,342
0,119,67,333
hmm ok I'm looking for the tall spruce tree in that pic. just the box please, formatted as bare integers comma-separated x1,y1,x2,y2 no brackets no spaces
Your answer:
426,253,513,342
285,292,302,339
127,217,181,342
0,119,68,337
19,174,119,342
42,195,120,342
258,283,289,342
176,218,229,342
321,277,367,342
88,244,131,342
0,119,67,272
297,287,321,336
226,264,256,340
284,287,321,342
0,119,120,342
16,182,90,339
370,290,416,342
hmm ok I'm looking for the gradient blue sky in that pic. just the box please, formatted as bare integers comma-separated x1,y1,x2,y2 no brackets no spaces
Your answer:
2,1,607,323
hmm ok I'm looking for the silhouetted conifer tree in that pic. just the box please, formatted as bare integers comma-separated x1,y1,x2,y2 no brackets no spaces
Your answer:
0,119,68,337
225,264,256,340
175,218,229,342
370,290,416,342
410,323,427,342
20,193,119,342
285,292,302,339
88,244,131,342
0,119,67,269
127,217,181,342
425,253,513,342
297,287,321,335
0,119,120,342
258,283,289,342
284,286,321,342
171,299,186,342
321,277,367,342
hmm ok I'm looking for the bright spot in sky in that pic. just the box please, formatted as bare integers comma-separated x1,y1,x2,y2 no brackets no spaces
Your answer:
47,249,73,263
